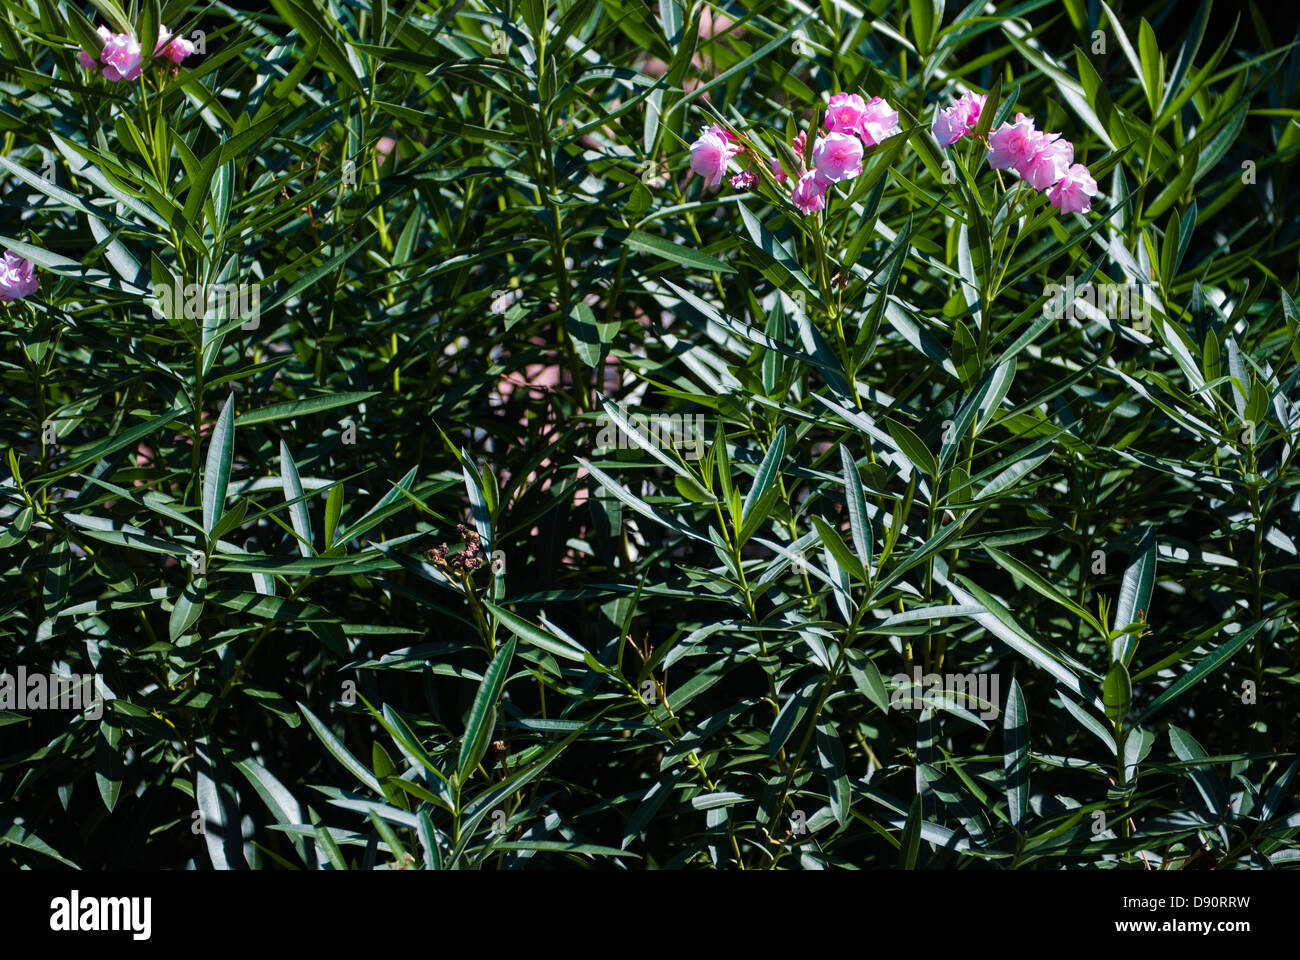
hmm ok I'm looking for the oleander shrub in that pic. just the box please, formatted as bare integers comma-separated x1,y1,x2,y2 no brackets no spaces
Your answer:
1,0,1298,870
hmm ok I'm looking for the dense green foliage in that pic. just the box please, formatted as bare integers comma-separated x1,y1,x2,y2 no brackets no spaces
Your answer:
1,0,1298,870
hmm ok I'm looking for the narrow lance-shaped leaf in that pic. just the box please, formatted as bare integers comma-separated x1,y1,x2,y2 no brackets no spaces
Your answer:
1168,725,1227,818
1004,679,1029,831
279,440,313,557
95,724,123,813
297,702,382,795
485,601,588,663
840,444,873,572
741,426,786,527
899,794,923,868
1112,529,1156,664
203,393,236,536
458,635,517,783
1102,660,1132,739
194,734,249,870
1138,620,1264,722
886,419,938,478
817,721,851,825
234,757,313,866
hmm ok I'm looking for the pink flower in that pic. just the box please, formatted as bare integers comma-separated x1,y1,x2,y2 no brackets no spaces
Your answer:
730,168,757,189
792,129,808,156
155,26,195,65
987,113,1038,171
0,251,39,303
688,124,740,188
770,155,789,182
100,32,143,82
812,132,863,182
957,92,986,126
77,25,112,71
1048,163,1098,214
932,108,967,148
933,92,986,147
1021,133,1074,190
792,171,828,215
164,36,195,64
858,97,901,146
824,92,869,135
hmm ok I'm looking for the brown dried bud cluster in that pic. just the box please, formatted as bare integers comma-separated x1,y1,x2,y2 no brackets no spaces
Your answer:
426,523,485,574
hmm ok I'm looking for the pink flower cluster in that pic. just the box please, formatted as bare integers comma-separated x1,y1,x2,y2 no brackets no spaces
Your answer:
934,92,1098,214
0,250,39,303
76,24,194,82
932,92,986,147
687,92,901,216
824,92,901,147
792,93,901,214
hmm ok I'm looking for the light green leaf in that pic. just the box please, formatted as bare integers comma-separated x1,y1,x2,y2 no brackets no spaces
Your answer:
458,636,517,782
202,394,236,537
